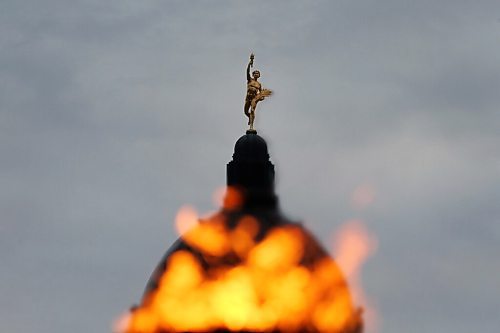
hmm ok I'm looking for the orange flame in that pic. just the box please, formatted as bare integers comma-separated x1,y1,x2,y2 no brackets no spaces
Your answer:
333,220,378,333
120,191,373,333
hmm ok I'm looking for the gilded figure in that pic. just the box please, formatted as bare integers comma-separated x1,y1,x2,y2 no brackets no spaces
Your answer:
244,53,272,131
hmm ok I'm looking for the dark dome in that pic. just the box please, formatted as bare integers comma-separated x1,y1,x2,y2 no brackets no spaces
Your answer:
233,132,269,162
227,131,275,193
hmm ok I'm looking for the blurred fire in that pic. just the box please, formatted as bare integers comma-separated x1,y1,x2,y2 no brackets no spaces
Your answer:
333,220,378,333
117,189,376,333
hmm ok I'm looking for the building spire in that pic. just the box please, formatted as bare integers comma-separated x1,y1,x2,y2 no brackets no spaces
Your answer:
227,131,276,209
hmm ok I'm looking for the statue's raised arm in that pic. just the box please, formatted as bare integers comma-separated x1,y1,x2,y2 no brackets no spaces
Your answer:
243,53,273,132
246,53,254,82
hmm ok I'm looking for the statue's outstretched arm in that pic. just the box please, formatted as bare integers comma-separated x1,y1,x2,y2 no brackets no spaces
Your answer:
246,54,254,82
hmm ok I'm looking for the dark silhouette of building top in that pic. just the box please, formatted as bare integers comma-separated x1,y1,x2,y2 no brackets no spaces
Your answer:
227,130,276,208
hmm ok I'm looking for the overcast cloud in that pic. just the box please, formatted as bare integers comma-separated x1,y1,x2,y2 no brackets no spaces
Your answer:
1,1,499,332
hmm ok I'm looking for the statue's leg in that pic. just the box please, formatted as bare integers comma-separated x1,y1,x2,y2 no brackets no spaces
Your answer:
249,94,262,127
251,98,258,111
244,100,251,117
249,111,255,130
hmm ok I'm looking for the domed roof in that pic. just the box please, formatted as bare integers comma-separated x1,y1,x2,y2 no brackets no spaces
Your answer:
233,131,269,162
227,131,275,193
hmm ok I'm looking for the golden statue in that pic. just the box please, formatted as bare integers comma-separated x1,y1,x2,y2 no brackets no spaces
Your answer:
244,53,272,131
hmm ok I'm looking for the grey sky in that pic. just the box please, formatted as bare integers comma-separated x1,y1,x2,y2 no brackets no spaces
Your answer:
1,1,499,332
